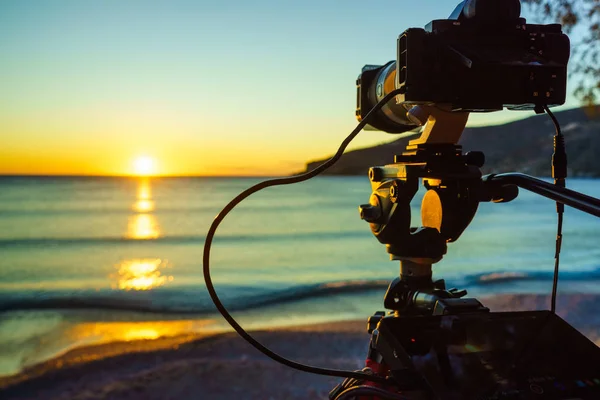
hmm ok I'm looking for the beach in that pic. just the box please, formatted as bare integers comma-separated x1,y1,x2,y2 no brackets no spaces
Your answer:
1,320,367,400
2,177,600,398
3,293,600,400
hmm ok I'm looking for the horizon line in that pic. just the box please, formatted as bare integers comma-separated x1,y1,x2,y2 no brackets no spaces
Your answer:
0,173,284,179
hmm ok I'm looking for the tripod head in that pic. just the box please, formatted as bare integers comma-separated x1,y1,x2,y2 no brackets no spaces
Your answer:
358,106,517,298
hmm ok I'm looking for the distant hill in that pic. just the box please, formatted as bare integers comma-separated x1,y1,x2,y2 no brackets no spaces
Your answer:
304,106,600,177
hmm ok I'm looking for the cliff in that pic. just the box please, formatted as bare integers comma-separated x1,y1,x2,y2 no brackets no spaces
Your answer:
304,107,600,177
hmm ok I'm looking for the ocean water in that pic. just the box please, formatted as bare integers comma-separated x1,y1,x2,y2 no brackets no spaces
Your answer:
1,176,599,376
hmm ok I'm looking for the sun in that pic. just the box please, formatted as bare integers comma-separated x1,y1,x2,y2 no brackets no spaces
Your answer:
133,156,157,176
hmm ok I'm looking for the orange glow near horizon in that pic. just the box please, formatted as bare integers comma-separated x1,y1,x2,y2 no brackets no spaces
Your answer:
0,1,583,179
0,138,312,177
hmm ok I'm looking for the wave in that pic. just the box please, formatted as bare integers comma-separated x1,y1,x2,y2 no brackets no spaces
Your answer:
0,235,204,247
0,198,362,218
3,267,600,316
0,201,350,217
462,267,600,285
0,235,205,248
0,207,220,217
0,230,369,248
0,279,390,315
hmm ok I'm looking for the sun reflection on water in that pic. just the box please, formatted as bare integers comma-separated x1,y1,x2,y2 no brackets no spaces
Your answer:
117,180,172,288
113,258,173,291
127,214,160,239
134,199,154,213
127,179,160,239
133,180,154,212
123,328,160,341
67,320,218,346
137,179,151,200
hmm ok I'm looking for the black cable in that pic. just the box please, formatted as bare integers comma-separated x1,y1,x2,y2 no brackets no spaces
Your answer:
543,105,566,314
203,88,404,383
333,385,410,400
551,211,564,313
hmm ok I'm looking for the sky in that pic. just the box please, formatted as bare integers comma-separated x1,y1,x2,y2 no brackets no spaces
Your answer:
0,0,580,176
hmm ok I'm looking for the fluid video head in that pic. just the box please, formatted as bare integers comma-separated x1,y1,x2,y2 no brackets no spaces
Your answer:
356,0,571,133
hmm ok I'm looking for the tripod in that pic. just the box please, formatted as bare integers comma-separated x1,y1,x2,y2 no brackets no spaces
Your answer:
329,106,600,400
201,95,600,399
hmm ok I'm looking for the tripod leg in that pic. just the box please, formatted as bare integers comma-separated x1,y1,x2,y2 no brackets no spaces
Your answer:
329,329,393,399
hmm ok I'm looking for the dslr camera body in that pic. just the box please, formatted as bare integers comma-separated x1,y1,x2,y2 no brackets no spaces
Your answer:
356,0,570,133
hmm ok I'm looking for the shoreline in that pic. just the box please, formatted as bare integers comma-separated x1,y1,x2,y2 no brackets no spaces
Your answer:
3,293,600,399
0,317,370,388
0,331,215,390
1,320,369,400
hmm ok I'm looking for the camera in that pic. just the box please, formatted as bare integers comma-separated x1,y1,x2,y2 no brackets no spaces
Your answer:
356,0,571,133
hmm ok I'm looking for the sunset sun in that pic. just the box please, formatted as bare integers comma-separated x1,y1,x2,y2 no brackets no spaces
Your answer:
133,156,157,176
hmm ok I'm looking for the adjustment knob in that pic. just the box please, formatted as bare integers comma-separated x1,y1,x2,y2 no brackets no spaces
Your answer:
367,311,386,334
389,180,403,203
359,204,382,222
464,151,485,167
369,167,384,182
449,288,468,298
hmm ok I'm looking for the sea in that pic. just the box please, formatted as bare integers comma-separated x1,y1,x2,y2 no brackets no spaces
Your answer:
1,175,599,377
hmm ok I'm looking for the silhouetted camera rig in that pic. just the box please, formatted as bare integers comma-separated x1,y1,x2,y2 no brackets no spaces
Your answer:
203,1,600,398
329,0,600,399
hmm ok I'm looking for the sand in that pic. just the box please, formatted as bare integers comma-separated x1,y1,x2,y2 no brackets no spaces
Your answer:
0,321,367,400
2,293,600,400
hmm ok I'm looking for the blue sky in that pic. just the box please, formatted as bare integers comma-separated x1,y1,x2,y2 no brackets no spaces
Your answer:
0,0,579,175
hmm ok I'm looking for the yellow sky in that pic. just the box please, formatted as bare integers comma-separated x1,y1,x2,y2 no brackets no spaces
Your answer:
0,0,578,176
